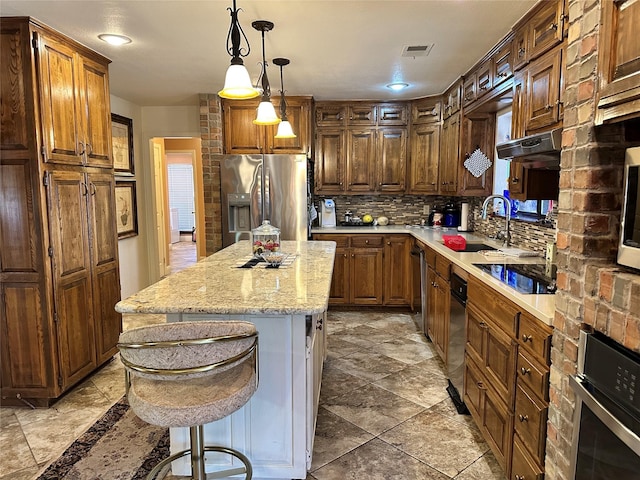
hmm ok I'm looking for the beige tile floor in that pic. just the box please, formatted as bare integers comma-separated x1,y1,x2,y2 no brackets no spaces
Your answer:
0,241,504,480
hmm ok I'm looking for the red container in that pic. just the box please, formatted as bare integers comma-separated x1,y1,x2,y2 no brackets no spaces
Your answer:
442,234,467,251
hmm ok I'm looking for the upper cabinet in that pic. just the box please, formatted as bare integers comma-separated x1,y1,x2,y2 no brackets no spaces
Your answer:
314,101,408,195
411,97,442,125
513,0,565,71
443,79,462,120
35,31,112,168
524,44,564,133
222,96,312,155
595,0,640,125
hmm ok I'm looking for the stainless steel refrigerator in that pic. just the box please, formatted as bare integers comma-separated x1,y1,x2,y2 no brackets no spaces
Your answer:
219,154,309,248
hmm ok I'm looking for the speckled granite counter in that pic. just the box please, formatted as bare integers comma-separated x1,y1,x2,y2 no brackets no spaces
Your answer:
312,225,555,325
116,240,336,316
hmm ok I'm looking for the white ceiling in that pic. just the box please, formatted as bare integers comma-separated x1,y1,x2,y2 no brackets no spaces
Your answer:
1,0,537,106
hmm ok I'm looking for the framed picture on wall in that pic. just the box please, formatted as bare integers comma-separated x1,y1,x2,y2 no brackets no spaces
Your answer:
115,181,138,238
111,113,134,175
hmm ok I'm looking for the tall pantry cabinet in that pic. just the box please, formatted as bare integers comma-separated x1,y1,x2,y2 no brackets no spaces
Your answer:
0,17,122,406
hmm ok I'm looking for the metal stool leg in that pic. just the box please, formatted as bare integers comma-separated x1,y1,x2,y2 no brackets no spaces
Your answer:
190,425,206,480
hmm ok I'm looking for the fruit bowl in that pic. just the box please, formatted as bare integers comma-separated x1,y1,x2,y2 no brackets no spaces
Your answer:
261,252,287,267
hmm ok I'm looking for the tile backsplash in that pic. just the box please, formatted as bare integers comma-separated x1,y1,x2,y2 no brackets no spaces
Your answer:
314,194,557,254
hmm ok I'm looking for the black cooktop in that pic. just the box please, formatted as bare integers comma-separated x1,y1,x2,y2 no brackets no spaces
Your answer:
473,263,557,295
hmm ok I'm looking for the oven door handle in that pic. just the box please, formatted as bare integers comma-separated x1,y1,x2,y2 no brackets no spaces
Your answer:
569,375,640,456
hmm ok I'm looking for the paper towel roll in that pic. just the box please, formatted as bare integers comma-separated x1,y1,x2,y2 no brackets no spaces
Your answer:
458,202,469,231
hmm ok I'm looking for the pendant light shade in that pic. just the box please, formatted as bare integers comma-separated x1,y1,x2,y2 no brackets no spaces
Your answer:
273,58,296,138
218,0,260,99
275,120,296,138
252,20,280,125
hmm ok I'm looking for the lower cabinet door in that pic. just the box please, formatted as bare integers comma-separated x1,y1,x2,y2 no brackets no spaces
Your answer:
350,248,383,305
511,433,544,480
481,382,514,473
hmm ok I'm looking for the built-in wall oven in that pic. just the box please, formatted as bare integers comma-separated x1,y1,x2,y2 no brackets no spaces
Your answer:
569,328,640,479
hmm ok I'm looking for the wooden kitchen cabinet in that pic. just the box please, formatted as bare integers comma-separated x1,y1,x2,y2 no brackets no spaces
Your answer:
313,234,414,307
411,97,441,124
346,129,376,192
525,44,564,133
315,101,408,195
513,0,565,71
222,96,312,155
377,128,407,193
462,71,477,108
425,248,450,362
0,17,121,405
466,275,553,480
36,30,112,168
383,235,411,306
408,124,440,194
439,112,460,193
596,0,640,124
315,129,346,193
459,113,495,196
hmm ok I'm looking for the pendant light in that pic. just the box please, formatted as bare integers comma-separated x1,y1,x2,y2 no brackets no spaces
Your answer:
218,0,260,99
252,20,280,125
273,58,296,139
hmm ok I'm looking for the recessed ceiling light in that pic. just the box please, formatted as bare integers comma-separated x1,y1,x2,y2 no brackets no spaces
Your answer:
386,82,409,91
98,34,132,46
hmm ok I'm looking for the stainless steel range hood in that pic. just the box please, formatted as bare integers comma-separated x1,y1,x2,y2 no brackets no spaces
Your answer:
496,128,562,168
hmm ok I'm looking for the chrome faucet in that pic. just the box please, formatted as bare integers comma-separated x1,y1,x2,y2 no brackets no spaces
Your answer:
481,194,511,246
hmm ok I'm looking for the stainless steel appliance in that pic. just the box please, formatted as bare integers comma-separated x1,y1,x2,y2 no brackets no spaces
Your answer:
618,146,640,271
473,263,557,294
496,127,562,167
569,329,640,479
447,273,468,414
219,154,309,248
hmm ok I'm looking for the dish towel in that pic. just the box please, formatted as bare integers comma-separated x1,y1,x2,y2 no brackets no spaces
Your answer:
464,148,492,177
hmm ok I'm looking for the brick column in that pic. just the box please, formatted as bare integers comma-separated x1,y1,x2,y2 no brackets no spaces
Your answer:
546,1,640,479
199,94,223,255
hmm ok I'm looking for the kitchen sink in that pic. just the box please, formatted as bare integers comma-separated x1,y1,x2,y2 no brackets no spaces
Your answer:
453,243,497,253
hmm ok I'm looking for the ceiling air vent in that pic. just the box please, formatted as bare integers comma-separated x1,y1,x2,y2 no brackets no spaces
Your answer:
401,44,434,58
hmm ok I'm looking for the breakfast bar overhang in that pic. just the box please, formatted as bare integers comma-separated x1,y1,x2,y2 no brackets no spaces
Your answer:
116,240,337,479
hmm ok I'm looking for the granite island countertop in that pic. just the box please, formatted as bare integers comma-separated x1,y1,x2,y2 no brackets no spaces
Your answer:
312,225,556,325
116,240,336,316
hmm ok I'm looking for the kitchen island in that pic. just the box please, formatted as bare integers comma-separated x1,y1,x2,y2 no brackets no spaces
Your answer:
116,240,336,480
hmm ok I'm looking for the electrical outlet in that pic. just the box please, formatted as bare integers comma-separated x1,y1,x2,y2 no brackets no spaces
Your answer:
546,242,557,263
423,205,430,215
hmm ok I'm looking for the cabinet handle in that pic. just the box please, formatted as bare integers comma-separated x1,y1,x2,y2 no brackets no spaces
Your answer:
365,240,369,244
431,182,437,185
477,381,486,390
518,47,526,56
518,414,529,422
387,241,391,245
86,143,93,156
550,22,558,31
317,318,323,330
81,182,89,196
545,104,554,110
351,254,355,258
479,86,488,91
78,141,86,155
433,282,438,288
522,334,533,342
498,72,509,78
479,321,489,330
339,182,343,186
520,367,531,376
511,177,520,184
89,183,96,196
343,254,347,258
515,476,525,480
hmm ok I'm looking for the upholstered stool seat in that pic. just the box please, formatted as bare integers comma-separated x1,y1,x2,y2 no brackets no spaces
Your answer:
118,321,258,480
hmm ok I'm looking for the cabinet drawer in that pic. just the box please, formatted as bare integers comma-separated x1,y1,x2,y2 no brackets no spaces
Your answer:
517,351,549,401
518,312,552,364
313,234,350,248
511,433,544,480
435,254,450,281
468,277,518,337
514,382,548,465
351,235,383,248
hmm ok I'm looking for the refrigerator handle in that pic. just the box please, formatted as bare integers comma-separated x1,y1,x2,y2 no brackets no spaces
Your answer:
263,162,270,223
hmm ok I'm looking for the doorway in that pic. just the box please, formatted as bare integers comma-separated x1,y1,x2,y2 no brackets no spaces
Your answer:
148,137,204,281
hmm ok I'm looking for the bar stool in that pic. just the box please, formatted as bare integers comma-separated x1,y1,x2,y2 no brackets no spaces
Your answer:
118,321,258,480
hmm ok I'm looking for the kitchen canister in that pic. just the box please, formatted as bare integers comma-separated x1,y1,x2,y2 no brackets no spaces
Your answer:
251,220,280,257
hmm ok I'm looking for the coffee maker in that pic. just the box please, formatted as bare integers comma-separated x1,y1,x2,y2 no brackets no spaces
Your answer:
320,199,337,227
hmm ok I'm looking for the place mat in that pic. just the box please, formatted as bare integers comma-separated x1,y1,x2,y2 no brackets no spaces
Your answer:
235,254,296,269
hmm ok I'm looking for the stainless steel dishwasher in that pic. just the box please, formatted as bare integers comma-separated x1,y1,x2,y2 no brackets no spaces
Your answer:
447,273,469,414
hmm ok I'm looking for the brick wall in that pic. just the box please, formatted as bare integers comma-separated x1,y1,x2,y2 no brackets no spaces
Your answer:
199,94,224,255
545,1,640,479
